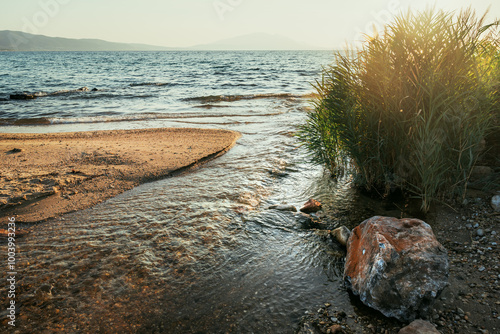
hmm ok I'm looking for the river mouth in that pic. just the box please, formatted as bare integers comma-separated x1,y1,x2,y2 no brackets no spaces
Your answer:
1,99,407,333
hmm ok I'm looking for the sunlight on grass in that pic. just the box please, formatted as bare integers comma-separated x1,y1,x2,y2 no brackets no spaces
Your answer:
298,8,500,212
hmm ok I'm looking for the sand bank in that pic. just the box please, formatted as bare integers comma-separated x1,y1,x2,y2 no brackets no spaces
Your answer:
0,128,240,225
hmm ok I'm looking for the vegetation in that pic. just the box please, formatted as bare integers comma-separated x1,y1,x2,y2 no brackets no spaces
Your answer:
298,8,500,212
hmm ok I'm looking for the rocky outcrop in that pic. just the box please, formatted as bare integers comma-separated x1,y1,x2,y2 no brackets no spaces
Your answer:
10,93,37,100
300,199,322,213
344,216,449,322
9,87,90,101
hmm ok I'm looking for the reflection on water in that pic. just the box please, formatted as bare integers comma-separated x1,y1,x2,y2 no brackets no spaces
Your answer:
1,99,404,333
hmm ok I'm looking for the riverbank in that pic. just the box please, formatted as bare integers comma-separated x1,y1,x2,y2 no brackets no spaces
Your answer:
0,128,240,225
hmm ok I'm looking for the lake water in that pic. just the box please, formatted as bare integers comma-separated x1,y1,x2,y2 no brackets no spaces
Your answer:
0,51,402,333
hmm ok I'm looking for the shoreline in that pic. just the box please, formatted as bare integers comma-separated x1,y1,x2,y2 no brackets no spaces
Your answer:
0,128,240,226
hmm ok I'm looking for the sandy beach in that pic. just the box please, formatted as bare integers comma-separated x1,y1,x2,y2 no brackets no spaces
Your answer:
0,128,240,225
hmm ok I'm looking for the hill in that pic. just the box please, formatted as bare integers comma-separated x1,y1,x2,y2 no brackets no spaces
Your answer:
0,31,325,52
0,31,173,51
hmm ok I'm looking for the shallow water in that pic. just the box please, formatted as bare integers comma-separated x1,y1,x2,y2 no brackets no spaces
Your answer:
1,99,404,333
1,51,405,333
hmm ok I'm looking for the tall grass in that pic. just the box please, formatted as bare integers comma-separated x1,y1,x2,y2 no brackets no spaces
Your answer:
298,8,499,212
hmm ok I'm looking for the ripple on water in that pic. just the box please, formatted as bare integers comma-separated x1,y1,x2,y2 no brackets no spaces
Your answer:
0,104,404,333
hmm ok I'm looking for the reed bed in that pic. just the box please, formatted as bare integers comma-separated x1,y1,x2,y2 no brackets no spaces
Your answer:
298,8,500,212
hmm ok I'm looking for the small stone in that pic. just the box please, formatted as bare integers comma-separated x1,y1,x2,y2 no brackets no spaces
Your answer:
300,199,322,213
6,148,23,154
331,226,351,246
268,204,297,212
474,223,480,228
330,317,338,322
491,231,497,236
327,324,342,334
478,266,486,272
491,195,500,212
466,224,473,229
398,320,441,333
477,229,484,237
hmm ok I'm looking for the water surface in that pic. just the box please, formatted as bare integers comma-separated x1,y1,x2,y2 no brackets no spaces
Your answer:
0,51,401,333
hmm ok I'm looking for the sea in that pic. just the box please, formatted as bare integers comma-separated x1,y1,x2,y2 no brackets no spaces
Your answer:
0,51,331,129
0,51,400,333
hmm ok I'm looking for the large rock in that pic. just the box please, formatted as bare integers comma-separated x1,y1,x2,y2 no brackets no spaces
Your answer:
344,216,449,322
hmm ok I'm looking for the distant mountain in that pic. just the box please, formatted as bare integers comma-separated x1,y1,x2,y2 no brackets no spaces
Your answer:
190,33,322,50
0,31,324,52
0,31,173,52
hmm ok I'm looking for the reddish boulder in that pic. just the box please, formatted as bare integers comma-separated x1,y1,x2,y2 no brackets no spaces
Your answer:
300,199,322,213
344,216,448,321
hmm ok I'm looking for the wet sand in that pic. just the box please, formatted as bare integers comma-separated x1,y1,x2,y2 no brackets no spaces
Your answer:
0,128,240,225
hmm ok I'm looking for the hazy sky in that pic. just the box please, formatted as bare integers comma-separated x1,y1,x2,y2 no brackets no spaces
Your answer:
1,0,499,48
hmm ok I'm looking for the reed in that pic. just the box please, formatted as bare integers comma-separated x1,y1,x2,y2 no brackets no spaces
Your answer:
298,8,499,212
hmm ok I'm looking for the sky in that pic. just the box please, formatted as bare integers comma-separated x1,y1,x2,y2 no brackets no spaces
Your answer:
0,0,499,49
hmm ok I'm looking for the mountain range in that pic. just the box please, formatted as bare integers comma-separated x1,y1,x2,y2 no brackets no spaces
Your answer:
0,31,323,51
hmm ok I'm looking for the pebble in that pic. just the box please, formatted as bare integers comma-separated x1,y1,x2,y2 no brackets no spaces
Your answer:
477,229,484,237
474,223,480,228
478,266,486,272
491,231,497,236
466,224,473,229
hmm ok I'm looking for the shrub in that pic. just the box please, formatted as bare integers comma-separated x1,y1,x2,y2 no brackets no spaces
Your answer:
298,8,499,212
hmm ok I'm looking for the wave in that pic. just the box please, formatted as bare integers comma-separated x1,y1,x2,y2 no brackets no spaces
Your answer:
0,111,285,126
183,93,311,103
129,82,169,87
9,87,95,100
0,117,52,126
7,81,172,101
